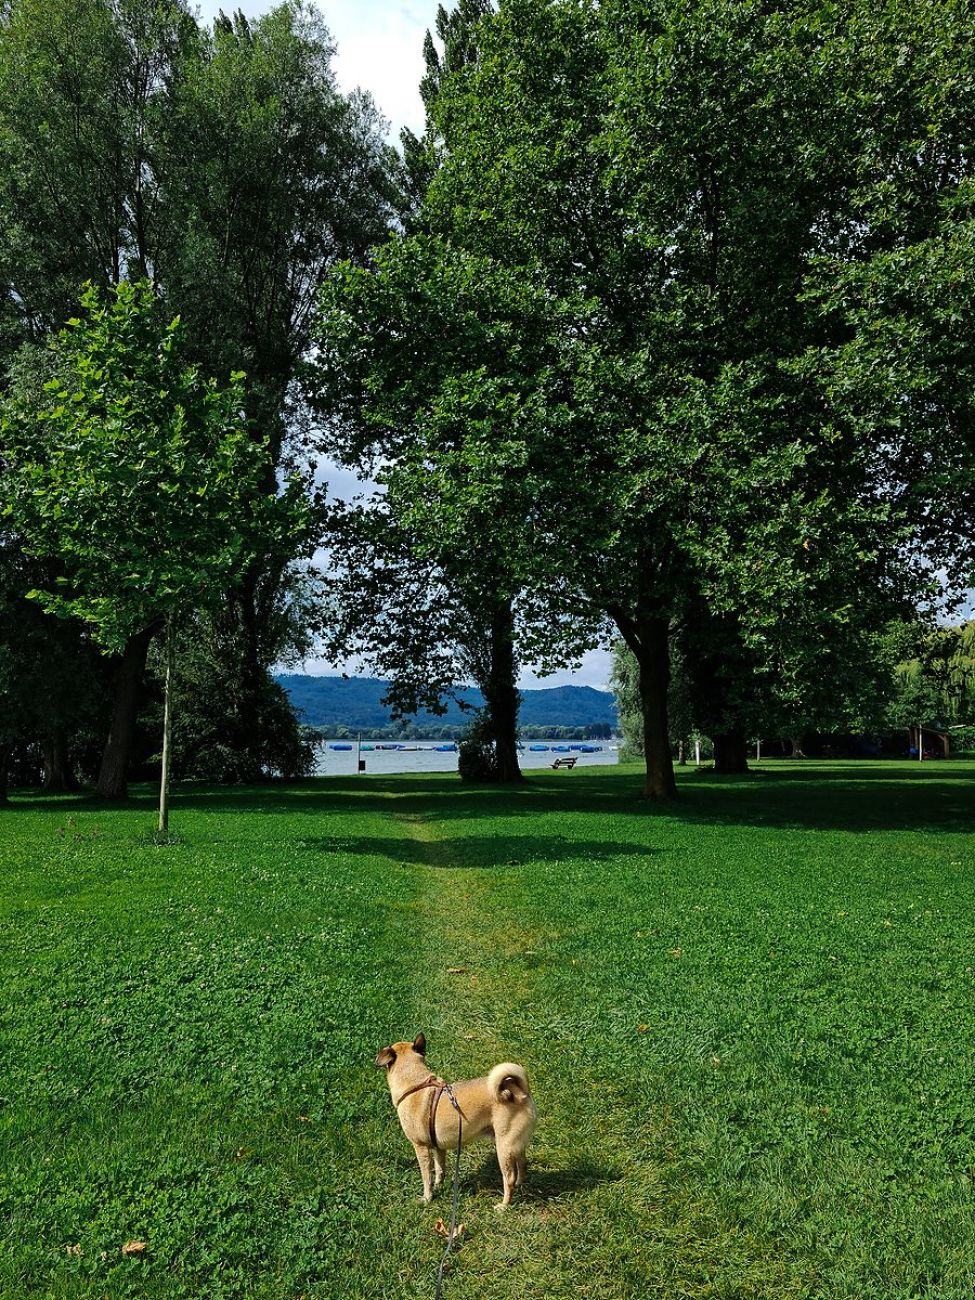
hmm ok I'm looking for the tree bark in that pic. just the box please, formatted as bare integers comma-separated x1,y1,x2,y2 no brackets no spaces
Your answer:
96,625,154,799
42,727,77,793
713,731,749,774
636,617,678,800
483,597,523,783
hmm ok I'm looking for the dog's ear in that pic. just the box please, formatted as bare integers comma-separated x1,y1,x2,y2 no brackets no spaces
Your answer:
412,1032,426,1057
375,1046,396,1069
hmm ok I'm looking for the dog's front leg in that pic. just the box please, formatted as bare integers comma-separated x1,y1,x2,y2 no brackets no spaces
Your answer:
432,1144,446,1189
413,1143,434,1201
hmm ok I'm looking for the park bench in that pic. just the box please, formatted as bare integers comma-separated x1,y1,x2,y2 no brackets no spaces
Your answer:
551,756,578,770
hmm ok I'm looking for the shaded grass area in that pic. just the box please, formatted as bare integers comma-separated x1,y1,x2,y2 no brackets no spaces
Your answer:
2,761,974,1297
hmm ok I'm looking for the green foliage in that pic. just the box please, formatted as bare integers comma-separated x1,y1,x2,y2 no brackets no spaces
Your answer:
311,236,596,754
0,0,398,785
145,621,316,783
1,281,296,652
316,0,958,795
457,711,500,783
795,0,975,591
883,620,975,732
609,638,645,761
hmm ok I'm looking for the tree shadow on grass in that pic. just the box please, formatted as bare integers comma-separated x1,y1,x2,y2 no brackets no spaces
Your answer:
296,834,656,870
6,762,974,835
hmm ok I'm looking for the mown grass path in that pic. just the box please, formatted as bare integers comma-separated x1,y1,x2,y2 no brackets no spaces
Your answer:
2,762,975,1298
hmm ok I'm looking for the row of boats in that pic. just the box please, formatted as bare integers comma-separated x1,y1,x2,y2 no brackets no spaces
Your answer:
328,742,457,752
326,741,605,753
527,744,603,753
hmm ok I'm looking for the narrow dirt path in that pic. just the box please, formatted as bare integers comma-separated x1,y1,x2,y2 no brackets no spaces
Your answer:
392,807,546,1072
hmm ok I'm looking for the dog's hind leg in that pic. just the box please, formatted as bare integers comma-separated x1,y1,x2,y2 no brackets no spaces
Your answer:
495,1141,519,1210
515,1154,527,1186
432,1144,446,1190
413,1143,434,1202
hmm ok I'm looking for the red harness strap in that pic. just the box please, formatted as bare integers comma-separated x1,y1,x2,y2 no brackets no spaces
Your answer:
394,1076,459,1148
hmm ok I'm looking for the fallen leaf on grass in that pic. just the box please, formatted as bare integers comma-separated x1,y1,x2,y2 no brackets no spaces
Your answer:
121,1241,147,1256
446,967,468,975
670,948,683,958
434,1219,466,1243
637,1024,649,1034
65,1244,83,1256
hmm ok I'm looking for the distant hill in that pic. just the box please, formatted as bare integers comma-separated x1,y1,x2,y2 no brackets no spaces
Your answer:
276,674,617,730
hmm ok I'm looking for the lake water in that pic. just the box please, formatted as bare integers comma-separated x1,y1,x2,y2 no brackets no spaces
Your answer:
313,740,620,777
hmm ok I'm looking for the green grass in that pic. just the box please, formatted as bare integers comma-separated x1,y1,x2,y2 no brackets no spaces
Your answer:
1,761,974,1298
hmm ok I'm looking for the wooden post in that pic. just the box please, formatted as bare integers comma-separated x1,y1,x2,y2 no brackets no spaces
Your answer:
158,619,173,834
756,738,762,761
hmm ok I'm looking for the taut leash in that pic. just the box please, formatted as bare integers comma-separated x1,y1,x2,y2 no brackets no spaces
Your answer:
434,1081,464,1300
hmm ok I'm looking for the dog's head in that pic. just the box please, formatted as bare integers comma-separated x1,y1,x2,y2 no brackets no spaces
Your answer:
375,1033,426,1071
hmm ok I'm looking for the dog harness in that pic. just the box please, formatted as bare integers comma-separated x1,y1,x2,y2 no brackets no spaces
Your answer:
395,1075,465,1148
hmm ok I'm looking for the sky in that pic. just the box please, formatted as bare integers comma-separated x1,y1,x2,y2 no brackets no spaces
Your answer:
194,0,615,690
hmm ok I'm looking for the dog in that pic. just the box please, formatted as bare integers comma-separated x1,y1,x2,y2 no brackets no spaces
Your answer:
375,1033,536,1208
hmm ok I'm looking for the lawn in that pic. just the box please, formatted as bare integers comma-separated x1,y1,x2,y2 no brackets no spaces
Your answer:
1,761,974,1299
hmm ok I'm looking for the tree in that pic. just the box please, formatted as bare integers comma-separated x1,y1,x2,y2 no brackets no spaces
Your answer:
1,281,303,822
311,237,597,783
367,0,932,800
882,620,975,743
160,3,399,768
0,0,200,790
314,504,527,781
143,607,317,783
0,0,398,786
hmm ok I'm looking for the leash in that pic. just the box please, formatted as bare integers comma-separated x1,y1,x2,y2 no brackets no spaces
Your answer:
434,1081,464,1300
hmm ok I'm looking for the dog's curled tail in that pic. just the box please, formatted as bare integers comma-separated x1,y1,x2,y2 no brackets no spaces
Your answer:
488,1062,531,1104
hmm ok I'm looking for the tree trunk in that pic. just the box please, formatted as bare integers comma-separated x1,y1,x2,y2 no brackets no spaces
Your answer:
636,617,677,800
158,622,173,833
96,625,154,799
713,731,749,774
42,727,76,793
483,597,523,783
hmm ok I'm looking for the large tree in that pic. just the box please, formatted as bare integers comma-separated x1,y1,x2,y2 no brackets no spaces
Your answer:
159,4,398,773
312,238,596,781
0,0,397,790
333,0,941,800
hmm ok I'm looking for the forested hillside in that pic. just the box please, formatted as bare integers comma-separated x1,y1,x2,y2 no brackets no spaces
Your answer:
276,675,617,731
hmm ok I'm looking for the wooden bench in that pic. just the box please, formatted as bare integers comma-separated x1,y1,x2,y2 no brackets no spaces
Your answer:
551,756,578,770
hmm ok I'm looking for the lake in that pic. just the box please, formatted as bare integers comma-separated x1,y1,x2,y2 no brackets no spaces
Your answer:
313,740,620,776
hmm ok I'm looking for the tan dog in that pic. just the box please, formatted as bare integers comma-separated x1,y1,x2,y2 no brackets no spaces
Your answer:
375,1033,536,1208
